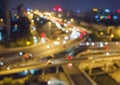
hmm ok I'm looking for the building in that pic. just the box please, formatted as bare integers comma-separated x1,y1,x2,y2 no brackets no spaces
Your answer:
0,0,11,40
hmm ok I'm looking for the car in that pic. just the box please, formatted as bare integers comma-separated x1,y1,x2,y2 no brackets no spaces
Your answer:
19,52,33,59
40,56,54,63
23,53,33,59
46,59,55,64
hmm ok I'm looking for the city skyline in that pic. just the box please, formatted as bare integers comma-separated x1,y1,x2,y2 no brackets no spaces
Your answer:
9,0,120,12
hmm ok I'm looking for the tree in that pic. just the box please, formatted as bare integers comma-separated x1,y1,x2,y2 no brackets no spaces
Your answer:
24,75,48,85
2,77,14,85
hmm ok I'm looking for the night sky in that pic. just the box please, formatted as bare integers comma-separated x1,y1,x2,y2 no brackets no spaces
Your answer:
9,0,120,12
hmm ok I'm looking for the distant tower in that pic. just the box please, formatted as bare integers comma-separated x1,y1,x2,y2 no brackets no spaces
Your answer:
0,0,11,39
17,4,27,17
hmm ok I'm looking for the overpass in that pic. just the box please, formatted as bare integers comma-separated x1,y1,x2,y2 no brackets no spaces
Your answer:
1,54,120,84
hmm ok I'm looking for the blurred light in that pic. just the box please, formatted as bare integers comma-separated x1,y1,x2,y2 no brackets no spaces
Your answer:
69,30,80,39
64,23,67,27
7,67,11,70
41,37,46,43
76,10,80,13
30,69,35,75
104,9,110,13
79,34,83,39
67,55,72,60
80,43,85,46
104,42,108,45
107,15,111,19
57,37,60,40
54,5,62,12
23,54,29,59
117,9,120,13
86,42,90,46
33,36,38,44
99,42,103,45
95,15,99,19
26,41,30,45
110,34,114,38
27,11,31,15
36,18,40,21
32,26,36,31
0,32,2,41
27,8,31,12
54,5,60,10
65,30,69,33
64,19,67,22
81,30,86,36
113,15,118,19
40,32,46,38
100,32,103,35
62,28,65,31
58,14,62,18
116,42,119,45
0,61,4,66
106,52,110,56
30,13,33,17
68,62,72,66
64,36,69,40
14,24,18,27
31,20,34,23
16,16,19,19
48,77,65,85
63,40,66,44
100,43,104,47
53,41,60,45
0,18,3,22
22,70,28,75
69,28,72,31
55,23,62,29
100,15,105,19
58,8,62,12
70,18,74,22
92,8,98,12
91,42,95,46
46,45,50,48
19,52,24,56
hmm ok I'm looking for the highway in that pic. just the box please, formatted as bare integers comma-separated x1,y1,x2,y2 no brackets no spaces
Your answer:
1,40,120,85
62,64,96,85
1,10,120,85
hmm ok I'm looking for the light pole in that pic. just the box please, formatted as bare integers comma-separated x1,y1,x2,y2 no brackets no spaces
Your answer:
48,21,52,38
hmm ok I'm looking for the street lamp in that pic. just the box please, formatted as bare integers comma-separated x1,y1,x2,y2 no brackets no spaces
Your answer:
48,21,52,38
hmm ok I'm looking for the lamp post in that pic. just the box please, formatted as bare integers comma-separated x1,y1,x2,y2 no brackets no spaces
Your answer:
48,21,52,38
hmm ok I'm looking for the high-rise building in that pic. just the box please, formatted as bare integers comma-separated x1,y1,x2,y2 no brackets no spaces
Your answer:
17,4,27,17
0,0,11,39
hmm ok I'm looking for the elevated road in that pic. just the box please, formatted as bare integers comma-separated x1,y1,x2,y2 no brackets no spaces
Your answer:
62,64,97,85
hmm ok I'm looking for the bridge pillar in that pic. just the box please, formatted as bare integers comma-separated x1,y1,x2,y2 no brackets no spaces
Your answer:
42,68,45,76
105,60,112,72
56,66,59,73
89,60,95,75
